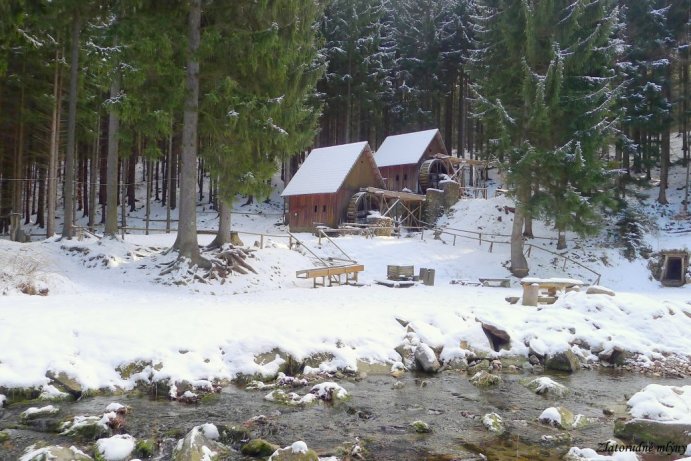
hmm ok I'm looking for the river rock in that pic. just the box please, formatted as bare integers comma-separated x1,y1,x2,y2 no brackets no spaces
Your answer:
0,430,9,443
480,321,511,351
538,406,590,430
310,382,349,401
242,438,280,457
544,350,580,372
0,394,5,407
410,420,432,433
482,413,505,434
268,441,318,461
469,370,502,387
523,377,569,397
38,384,71,401
173,424,228,461
614,419,691,447
95,434,136,461
598,346,631,366
61,413,115,441
20,405,60,421
20,445,93,461
45,371,82,398
414,343,441,373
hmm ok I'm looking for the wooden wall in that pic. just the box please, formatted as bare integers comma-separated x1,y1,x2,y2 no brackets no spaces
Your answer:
378,135,447,193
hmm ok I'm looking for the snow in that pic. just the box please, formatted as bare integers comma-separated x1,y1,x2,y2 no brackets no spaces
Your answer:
539,407,562,426
627,384,691,424
310,381,348,400
281,141,373,196
374,129,445,167
291,441,308,453
105,402,125,413
39,384,69,400
530,377,567,395
201,423,220,440
0,394,6,407
96,434,136,461
20,405,59,418
20,445,91,461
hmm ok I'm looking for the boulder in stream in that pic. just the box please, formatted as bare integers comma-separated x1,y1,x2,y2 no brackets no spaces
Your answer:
20,445,93,461
544,350,580,372
538,406,590,430
414,343,441,373
523,377,569,397
173,424,229,461
95,434,136,461
242,438,280,457
469,370,502,387
482,413,505,434
268,441,318,461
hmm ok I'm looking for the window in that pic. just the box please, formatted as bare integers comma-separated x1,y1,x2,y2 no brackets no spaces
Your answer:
322,205,327,212
314,205,318,213
403,174,408,181
395,174,400,181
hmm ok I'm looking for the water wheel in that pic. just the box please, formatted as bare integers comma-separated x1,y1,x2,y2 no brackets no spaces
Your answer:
418,158,451,192
347,191,379,222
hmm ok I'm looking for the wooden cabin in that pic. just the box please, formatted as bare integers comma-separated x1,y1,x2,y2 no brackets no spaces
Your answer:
281,141,385,232
374,129,448,193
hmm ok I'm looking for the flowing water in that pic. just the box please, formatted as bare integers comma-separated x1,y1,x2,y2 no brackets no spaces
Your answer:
0,369,687,460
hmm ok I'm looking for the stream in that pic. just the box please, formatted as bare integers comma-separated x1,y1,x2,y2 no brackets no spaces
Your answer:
0,369,687,460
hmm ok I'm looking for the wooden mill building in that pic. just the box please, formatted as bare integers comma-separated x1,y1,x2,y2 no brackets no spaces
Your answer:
374,129,448,193
281,141,385,232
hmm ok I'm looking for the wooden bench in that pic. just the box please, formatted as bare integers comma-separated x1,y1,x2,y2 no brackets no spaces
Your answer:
479,277,511,288
520,277,586,305
296,264,364,288
387,265,415,281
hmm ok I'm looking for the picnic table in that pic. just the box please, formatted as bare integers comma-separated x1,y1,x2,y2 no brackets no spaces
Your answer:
296,264,364,288
520,277,586,305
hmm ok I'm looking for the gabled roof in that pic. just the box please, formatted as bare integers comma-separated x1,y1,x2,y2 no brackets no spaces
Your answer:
282,141,382,196
374,128,447,167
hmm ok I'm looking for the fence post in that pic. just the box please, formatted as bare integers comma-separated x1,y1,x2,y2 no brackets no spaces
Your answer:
260,234,264,249
479,233,482,245
453,235,456,246
489,242,494,253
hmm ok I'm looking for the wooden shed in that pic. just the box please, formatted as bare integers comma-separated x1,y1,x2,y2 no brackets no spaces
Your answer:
281,141,385,232
374,129,448,193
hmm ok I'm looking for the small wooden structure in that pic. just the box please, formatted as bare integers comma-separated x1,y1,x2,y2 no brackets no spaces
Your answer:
659,250,689,287
356,187,426,227
296,264,364,288
374,129,448,193
479,277,511,288
387,265,415,281
282,142,385,232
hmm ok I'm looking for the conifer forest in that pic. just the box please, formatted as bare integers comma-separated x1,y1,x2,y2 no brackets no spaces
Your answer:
0,0,689,270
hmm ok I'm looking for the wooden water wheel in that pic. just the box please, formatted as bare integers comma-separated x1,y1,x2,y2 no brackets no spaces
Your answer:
346,191,379,222
418,158,451,192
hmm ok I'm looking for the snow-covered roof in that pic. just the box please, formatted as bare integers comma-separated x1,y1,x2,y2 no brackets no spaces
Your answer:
375,129,446,167
282,141,372,196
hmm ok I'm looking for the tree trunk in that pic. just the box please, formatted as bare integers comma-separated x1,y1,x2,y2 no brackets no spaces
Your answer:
444,88,453,154
37,166,45,228
47,45,62,238
127,151,136,212
105,67,121,236
88,116,99,229
62,9,81,239
658,129,669,204
510,203,529,277
208,199,231,249
173,0,207,267
557,228,566,250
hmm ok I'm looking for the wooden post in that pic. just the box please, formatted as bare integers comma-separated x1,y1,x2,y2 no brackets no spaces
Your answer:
260,234,264,249
453,235,456,246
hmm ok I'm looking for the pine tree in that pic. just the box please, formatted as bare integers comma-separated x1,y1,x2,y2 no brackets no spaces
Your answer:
473,0,621,272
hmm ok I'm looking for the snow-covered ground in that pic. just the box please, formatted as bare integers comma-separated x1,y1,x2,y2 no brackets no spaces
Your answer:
1,140,690,393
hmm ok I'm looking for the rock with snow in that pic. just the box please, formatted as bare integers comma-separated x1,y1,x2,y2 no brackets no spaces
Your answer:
172,425,228,461
614,384,691,447
45,371,82,398
38,384,71,401
598,346,631,366
480,321,511,351
61,413,115,441
538,406,590,430
105,402,128,415
19,445,93,461
482,413,504,434
544,350,580,373
410,420,431,433
96,434,136,461
310,382,348,401
264,389,316,405
523,377,569,397
469,370,502,388
414,343,441,373
564,447,639,461
586,285,615,296
268,441,318,461
20,405,60,421
0,394,6,407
